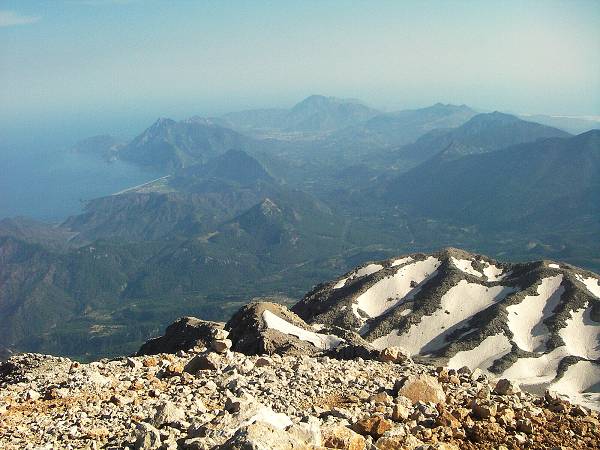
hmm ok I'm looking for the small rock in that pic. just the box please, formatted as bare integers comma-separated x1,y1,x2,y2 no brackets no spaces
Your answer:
217,422,304,449
184,353,221,373
379,347,411,364
471,400,497,419
494,378,520,396
352,416,393,439
211,339,232,354
152,401,186,427
322,425,366,450
26,390,41,401
134,422,161,450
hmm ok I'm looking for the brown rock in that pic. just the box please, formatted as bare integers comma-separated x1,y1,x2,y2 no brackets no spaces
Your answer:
395,375,446,405
322,426,366,450
471,400,497,419
375,434,423,450
494,378,520,396
391,402,411,422
352,416,392,439
143,357,158,367
380,347,411,364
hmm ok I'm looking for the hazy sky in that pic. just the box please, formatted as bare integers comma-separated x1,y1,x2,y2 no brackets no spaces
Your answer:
1,0,599,137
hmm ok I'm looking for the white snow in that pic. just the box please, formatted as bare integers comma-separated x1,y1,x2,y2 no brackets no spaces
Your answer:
262,310,343,350
548,360,600,411
451,257,483,277
548,263,560,269
391,256,413,267
353,257,440,319
333,278,348,289
332,263,384,289
559,303,600,359
507,275,564,353
372,281,516,354
502,346,570,394
447,333,512,372
480,260,507,281
576,275,600,298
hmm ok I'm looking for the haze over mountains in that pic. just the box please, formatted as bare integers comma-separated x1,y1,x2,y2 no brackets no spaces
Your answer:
0,94,598,361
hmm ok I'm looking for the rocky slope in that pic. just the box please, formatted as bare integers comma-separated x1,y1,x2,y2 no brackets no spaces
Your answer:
1,344,598,449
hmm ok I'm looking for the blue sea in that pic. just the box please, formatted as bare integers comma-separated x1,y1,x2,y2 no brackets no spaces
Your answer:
0,140,162,224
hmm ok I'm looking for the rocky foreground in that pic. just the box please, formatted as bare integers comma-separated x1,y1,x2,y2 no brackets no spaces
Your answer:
1,341,598,450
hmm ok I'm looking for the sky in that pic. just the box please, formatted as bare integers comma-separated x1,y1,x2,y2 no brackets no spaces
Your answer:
1,0,599,140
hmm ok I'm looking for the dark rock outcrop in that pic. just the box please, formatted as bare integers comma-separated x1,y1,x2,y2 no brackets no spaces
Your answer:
137,317,224,356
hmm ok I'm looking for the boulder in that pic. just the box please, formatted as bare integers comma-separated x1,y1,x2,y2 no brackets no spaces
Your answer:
394,374,446,405
225,302,326,356
137,317,225,356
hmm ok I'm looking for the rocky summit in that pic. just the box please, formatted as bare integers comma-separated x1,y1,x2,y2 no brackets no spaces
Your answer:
1,248,599,449
1,348,599,450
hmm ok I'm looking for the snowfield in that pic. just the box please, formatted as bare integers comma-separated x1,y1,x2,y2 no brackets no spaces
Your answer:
333,263,384,289
447,333,512,372
481,261,506,281
372,281,515,354
559,303,600,359
548,360,600,411
576,274,600,298
451,257,483,277
392,256,414,267
502,346,571,394
353,257,440,319
507,275,564,353
262,310,343,350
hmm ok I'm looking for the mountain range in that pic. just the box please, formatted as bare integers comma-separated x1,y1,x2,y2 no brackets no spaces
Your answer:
1,94,598,361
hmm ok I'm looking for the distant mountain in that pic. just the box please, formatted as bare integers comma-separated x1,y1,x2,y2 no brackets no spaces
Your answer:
220,95,380,135
172,149,275,189
518,114,600,135
282,95,379,133
383,130,600,232
71,134,125,161
62,150,280,243
119,117,251,171
328,103,477,150
391,111,571,169
0,217,75,250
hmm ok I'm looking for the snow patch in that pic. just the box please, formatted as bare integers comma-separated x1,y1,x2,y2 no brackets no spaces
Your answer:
332,263,384,289
447,333,512,372
262,310,343,350
576,275,600,298
391,256,413,267
353,257,440,319
502,346,570,394
372,281,516,354
507,275,564,353
451,257,483,277
480,260,506,281
559,303,600,359
548,360,600,411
